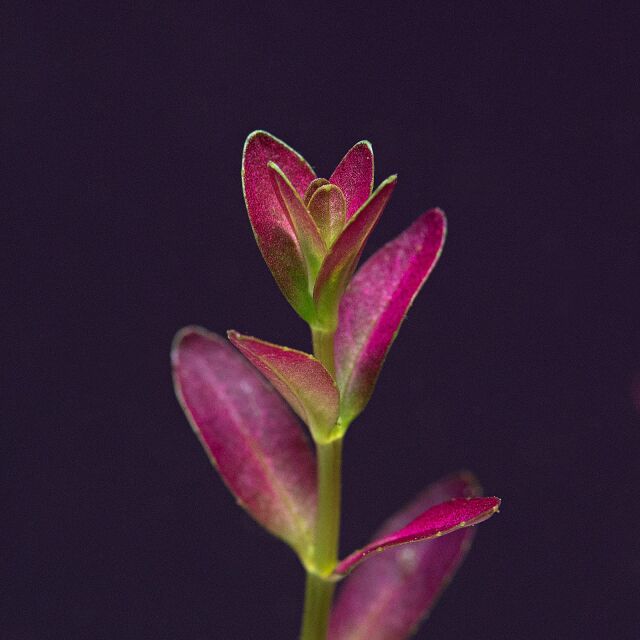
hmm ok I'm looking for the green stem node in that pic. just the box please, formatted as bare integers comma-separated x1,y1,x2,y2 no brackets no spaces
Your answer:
300,572,336,640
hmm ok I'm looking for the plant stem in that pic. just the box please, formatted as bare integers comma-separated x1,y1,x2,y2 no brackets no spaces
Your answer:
300,570,336,640
312,327,336,378
300,439,342,639
315,439,343,572
300,327,342,639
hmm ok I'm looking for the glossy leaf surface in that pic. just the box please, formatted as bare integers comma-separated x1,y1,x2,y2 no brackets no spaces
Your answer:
330,141,374,219
172,327,317,557
228,331,340,441
335,209,446,422
313,175,397,328
242,130,317,321
329,473,487,639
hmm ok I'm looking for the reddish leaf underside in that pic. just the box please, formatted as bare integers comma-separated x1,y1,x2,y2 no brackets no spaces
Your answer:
313,175,397,328
329,141,375,220
242,131,317,321
334,495,500,576
172,327,317,557
335,209,446,422
329,473,486,640
227,331,340,441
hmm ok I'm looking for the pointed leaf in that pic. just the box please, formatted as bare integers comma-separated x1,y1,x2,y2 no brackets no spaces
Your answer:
329,473,489,640
228,331,340,441
330,141,374,219
268,162,327,283
334,495,500,576
242,130,317,322
172,327,317,558
335,209,446,423
313,176,397,328
308,184,347,247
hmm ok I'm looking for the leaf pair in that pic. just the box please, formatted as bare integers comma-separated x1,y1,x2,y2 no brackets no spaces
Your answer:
172,330,499,591
227,211,447,441
243,130,395,328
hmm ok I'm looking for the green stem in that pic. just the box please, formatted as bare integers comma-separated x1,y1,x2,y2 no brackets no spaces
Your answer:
312,327,336,378
315,439,342,572
300,439,342,639
300,328,342,639
300,572,336,640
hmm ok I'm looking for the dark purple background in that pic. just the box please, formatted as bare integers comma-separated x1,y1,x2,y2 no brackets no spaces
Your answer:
5,4,639,639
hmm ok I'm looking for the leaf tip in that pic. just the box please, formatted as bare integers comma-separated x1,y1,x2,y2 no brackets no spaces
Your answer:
353,139,374,155
473,496,502,524
242,130,271,161
244,128,275,145
171,325,208,361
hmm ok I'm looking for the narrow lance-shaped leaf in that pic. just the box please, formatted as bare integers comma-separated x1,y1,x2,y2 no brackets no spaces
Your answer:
228,331,340,442
334,495,500,577
335,209,446,423
242,130,317,322
172,327,317,559
268,162,327,284
329,473,489,640
330,141,374,219
313,175,397,329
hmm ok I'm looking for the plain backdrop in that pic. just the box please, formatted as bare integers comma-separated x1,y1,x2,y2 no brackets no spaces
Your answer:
4,3,639,639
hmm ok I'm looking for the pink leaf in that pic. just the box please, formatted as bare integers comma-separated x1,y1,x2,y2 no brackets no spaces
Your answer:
330,141,375,219
242,130,317,322
172,327,317,557
268,162,327,283
335,209,446,423
329,473,492,640
334,495,500,577
228,331,340,441
313,175,397,328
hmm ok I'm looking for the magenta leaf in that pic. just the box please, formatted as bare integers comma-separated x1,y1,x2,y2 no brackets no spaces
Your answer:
242,130,317,322
334,495,500,577
268,161,327,283
228,331,340,441
172,326,317,558
329,473,491,640
335,209,446,423
330,141,374,220
313,175,398,328
307,183,347,248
